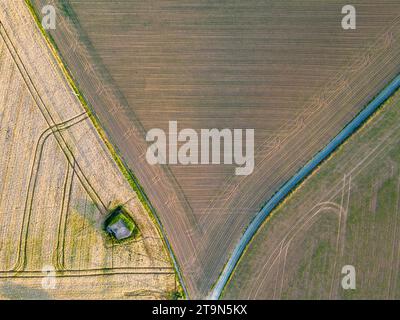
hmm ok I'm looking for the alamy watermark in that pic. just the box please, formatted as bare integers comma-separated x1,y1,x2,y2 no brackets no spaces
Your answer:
342,5,356,30
41,265,57,290
146,121,254,176
341,265,356,290
41,5,56,30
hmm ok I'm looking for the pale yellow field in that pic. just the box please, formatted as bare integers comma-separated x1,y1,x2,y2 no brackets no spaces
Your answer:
0,1,175,299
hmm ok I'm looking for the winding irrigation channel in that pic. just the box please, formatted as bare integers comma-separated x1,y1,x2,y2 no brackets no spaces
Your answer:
209,73,400,300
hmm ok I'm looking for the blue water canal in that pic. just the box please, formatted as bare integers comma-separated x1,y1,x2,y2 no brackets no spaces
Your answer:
209,73,400,300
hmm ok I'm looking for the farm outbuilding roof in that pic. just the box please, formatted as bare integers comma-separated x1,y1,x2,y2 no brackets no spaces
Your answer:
106,219,132,240
104,207,137,240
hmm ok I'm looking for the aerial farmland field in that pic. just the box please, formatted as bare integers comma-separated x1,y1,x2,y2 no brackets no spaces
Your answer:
2,0,400,304
0,1,176,299
29,0,400,298
224,90,400,299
